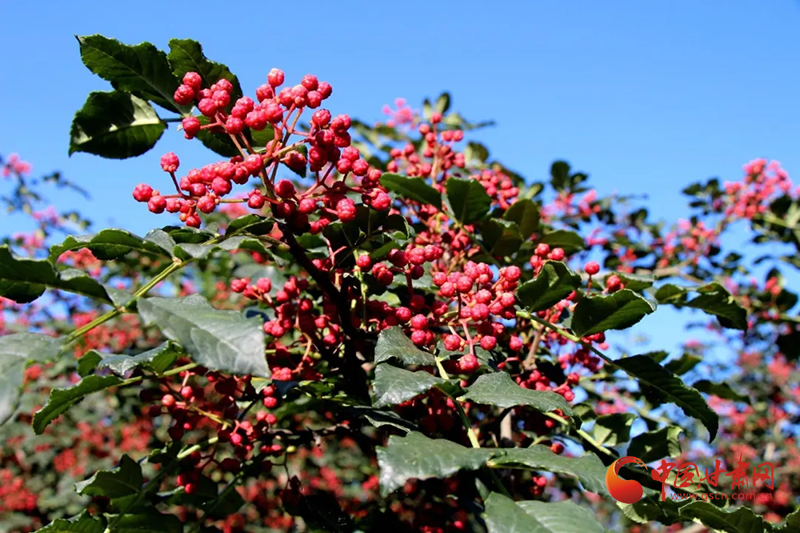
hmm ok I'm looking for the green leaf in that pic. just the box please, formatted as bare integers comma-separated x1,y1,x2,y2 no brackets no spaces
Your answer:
504,199,540,239
664,353,701,375
484,492,606,533
374,327,437,366
538,229,585,254
460,372,573,415
612,355,718,441
76,351,102,377
49,229,174,261
679,501,765,533
628,425,683,462
607,272,655,291
0,245,111,304
0,333,63,425
376,432,494,496
655,283,748,330
77,35,188,115
167,38,242,102
489,446,608,495
195,115,240,157
94,342,182,376
480,219,523,256
654,283,687,304
138,294,269,378
592,413,637,446
345,406,418,433
446,177,492,224
75,454,143,498
174,235,269,261
517,261,581,312
372,364,444,408
35,511,106,533
550,161,571,191
107,511,183,533
693,379,750,404
571,289,656,337
69,91,165,159
464,141,489,164
33,375,123,434
435,92,451,114
379,173,441,208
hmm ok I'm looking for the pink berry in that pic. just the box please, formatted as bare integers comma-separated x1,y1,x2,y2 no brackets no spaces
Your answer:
410,314,428,330
183,72,202,90
275,180,296,199
148,195,166,213
173,84,195,105
132,183,153,202
267,68,285,87
480,336,497,350
584,261,600,276
160,152,180,173
458,354,480,373
182,116,201,138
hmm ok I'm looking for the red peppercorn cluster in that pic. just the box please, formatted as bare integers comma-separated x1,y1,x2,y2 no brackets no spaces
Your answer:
133,69,390,229
472,169,519,210
528,242,567,271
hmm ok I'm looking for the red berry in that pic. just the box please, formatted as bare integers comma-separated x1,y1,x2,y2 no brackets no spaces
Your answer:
410,314,428,330
132,183,153,202
173,84,195,105
180,386,194,400
148,195,167,213
312,109,331,127
197,195,216,214
267,68,285,87
336,198,357,222
606,274,622,292
458,354,480,373
211,177,232,196
225,116,244,135
444,334,461,351
161,394,176,407
275,180,296,199
480,336,497,350
160,152,180,173
248,193,265,209
182,116,201,138
183,72,202,90
356,254,372,269
584,261,600,276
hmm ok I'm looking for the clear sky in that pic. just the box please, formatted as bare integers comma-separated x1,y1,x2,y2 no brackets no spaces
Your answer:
1,1,799,355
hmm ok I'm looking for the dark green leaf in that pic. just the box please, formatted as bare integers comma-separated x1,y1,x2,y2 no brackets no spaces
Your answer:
608,272,655,291
483,492,546,533
434,92,451,114
77,35,188,114
592,413,637,446
195,115,240,157
464,141,489,163
167,38,242,102
76,351,102,377
49,229,173,261
372,364,444,408
69,91,165,159
0,333,63,424
94,342,182,376
33,375,123,434
484,492,606,533
489,446,608,495
35,511,106,533
571,289,656,337
446,177,492,224
517,261,581,312
138,294,269,378
628,425,684,462
538,229,585,254
75,455,142,498
460,372,573,415
480,219,523,256
612,355,718,441
550,161,571,191
504,199,540,238
687,283,748,330
693,380,750,404
679,501,765,533
376,432,494,496
654,283,687,304
380,173,441,208
374,327,437,366
108,511,183,533
664,353,701,375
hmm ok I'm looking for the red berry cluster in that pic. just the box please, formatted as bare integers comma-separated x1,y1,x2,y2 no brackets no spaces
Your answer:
473,169,519,210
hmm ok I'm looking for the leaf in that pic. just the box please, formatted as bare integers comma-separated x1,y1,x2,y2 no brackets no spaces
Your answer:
33,375,123,434
195,115,240,157
372,364,444,408
517,261,581,312
77,351,102,377
94,342,182,376
167,38,242,102
664,353,701,375
226,214,275,236
484,492,606,533
628,425,684,462
612,355,719,441
446,177,492,224
376,432,494,496
379,173,441,208
693,380,750,404
174,235,269,261
345,406,418,433
460,372,573,415
35,511,106,533
571,289,656,337
374,327,437,366
138,294,269,378
49,228,173,261
489,446,608,495
550,161,571,191
480,219,523,256
679,501,765,533
504,199,540,238
464,141,489,164
592,413,637,446
75,454,143,498
0,245,111,304
435,92,451,114
108,511,183,533
655,283,747,331
538,229,586,254
69,91,165,159
77,35,188,114
608,272,655,291
0,333,63,425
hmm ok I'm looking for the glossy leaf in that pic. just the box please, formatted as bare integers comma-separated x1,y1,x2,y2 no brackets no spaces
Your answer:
49,229,174,261
693,379,751,404
484,492,606,533
517,261,581,312
538,229,585,254
612,355,718,441
628,425,684,462
372,364,444,408
489,446,608,495
35,511,106,533
592,413,637,446
138,294,269,378
33,375,123,434
571,289,656,337
69,91,165,159
75,454,142,498
93,342,182,376
167,38,242,102
446,177,492,224
480,219,523,256
77,35,188,114
503,199,540,238
0,333,63,425
460,372,573,415
374,327,437,366
379,173,441,208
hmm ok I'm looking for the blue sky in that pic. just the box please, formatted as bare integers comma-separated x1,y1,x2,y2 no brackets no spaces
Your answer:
1,1,799,355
